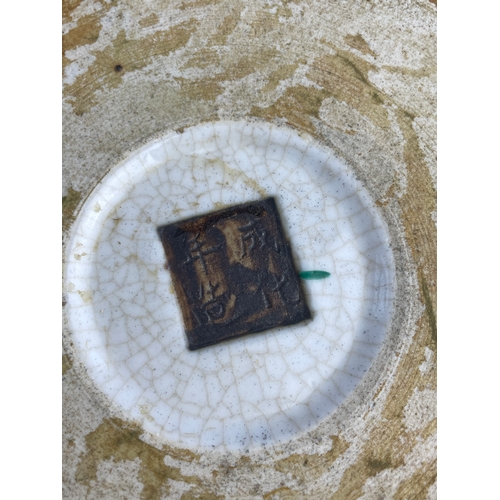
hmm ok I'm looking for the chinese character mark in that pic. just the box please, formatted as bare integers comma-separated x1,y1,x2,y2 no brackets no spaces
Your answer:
181,232,221,274
188,281,228,326
239,218,267,257
262,274,300,308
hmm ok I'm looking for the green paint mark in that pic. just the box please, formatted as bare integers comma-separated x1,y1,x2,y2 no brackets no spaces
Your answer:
299,270,331,280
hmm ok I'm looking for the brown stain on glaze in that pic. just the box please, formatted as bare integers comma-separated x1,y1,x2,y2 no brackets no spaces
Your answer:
381,64,435,79
395,459,436,500
307,51,388,129
273,435,350,482
365,457,396,475
332,426,406,498
332,106,436,498
252,47,389,135
206,438,348,497
250,6,292,37
178,47,280,101
64,20,199,115
252,85,331,136
262,485,295,499
138,13,159,28
179,0,223,10
76,418,223,500
421,275,437,347
63,13,103,57
421,417,437,442
77,290,93,303
241,437,348,498
227,48,280,79
396,109,437,351
375,182,397,207
62,353,73,376
344,34,377,58
62,0,86,24
62,0,117,72
181,48,222,69
332,297,436,495
215,159,267,199
62,187,82,233
381,316,436,425
177,76,224,101
208,9,241,45
261,62,300,94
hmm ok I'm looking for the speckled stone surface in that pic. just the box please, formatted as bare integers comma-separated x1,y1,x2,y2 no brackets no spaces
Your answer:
63,0,436,498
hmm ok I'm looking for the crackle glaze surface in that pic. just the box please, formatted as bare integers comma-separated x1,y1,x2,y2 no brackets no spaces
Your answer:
65,121,394,450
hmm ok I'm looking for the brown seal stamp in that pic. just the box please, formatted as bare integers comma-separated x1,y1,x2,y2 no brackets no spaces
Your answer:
158,198,311,350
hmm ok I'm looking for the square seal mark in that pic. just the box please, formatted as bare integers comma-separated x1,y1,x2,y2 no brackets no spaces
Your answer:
158,197,311,350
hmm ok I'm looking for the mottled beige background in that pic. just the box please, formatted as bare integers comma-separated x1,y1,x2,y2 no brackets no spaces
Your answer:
63,0,436,498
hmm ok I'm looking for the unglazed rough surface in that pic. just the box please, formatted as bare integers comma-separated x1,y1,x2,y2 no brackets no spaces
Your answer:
63,0,436,498
64,121,394,451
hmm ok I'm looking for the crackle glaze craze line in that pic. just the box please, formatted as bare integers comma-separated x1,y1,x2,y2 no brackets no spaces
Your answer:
64,121,395,451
